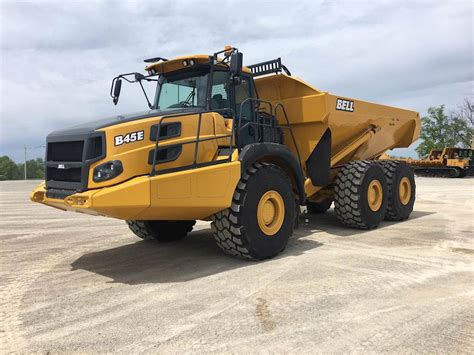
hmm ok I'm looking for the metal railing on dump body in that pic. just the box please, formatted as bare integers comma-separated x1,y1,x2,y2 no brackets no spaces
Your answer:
150,110,235,176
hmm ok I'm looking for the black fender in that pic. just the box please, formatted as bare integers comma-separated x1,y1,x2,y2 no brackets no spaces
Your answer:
239,143,306,205
306,128,331,187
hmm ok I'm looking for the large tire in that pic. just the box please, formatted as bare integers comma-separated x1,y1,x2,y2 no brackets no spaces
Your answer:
126,220,195,242
455,168,466,178
211,162,296,260
334,160,388,229
306,198,333,214
377,160,416,221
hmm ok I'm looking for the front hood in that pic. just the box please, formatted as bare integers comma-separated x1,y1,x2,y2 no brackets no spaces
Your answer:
48,107,202,138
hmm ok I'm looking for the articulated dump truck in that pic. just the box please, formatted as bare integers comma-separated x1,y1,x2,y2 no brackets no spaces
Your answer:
31,47,420,260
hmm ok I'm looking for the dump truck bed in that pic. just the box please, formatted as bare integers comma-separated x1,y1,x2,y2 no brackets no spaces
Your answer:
255,74,420,168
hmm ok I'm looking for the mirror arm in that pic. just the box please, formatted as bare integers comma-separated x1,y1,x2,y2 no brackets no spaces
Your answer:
138,80,153,109
110,72,158,108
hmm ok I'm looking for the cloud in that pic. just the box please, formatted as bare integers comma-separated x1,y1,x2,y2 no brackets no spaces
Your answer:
0,0,472,161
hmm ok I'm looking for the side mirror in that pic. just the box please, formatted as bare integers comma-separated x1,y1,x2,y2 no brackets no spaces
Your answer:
112,78,122,105
230,52,243,78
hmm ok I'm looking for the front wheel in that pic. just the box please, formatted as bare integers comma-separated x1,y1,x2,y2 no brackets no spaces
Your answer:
126,220,196,242
211,162,296,260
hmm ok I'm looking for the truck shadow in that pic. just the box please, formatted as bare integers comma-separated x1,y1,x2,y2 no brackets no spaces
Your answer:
70,209,433,284
70,226,323,285
301,209,435,237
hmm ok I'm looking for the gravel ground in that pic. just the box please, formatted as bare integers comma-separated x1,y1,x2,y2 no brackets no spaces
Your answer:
0,178,473,353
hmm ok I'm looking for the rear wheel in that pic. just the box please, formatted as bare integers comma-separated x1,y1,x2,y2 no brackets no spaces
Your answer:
377,160,416,221
334,160,388,229
306,198,333,214
126,220,195,242
455,168,466,178
211,162,296,260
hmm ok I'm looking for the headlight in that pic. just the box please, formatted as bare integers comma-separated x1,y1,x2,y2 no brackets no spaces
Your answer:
93,160,123,182
182,60,188,67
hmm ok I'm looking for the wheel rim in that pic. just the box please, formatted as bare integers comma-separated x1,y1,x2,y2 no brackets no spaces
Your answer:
399,177,411,205
367,179,383,212
257,190,285,236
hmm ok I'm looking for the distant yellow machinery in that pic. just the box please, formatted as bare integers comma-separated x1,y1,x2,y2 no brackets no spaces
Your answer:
31,47,420,260
407,147,473,178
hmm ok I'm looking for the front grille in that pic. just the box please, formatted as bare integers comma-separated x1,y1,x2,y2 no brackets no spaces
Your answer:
85,136,103,160
45,132,105,193
46,189,76,199
48,141,84,162
47,167,82,182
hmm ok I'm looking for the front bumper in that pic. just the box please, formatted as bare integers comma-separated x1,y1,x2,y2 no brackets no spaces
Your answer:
31,161,241,220
31,177,150,219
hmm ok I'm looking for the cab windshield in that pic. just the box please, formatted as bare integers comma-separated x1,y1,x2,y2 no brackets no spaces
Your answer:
154,70,209,109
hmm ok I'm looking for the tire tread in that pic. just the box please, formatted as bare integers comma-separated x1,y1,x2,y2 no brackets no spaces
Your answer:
211,162,293,260
126,220,195,242
334,160,385,229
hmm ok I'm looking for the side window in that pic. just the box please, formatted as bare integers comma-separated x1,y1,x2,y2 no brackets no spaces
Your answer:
210,71,230,110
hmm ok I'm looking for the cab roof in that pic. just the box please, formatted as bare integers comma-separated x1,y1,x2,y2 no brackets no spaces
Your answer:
145,54,251,75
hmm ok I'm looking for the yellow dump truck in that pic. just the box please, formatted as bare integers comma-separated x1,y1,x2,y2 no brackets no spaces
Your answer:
31,47,420,260
407,148,473,178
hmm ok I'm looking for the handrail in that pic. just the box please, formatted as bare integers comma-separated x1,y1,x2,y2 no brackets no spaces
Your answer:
150,109,235,176
237,98,302,169
274,103,302,169
150,100,302,177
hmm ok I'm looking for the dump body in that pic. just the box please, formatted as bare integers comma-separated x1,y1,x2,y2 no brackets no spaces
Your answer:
255,74,420,198
255,75,420,168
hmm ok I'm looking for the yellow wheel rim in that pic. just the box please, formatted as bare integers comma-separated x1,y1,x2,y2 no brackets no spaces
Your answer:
257,190,285,236
399,177,411,205
367,179,383,212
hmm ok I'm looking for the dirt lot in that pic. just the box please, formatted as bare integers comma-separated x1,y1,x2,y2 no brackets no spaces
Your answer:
1,178,473,353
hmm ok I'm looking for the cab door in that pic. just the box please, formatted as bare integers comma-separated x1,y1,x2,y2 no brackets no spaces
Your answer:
232,74,257,148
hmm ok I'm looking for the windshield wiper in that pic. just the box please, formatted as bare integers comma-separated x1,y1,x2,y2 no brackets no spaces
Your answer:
183,87,196,107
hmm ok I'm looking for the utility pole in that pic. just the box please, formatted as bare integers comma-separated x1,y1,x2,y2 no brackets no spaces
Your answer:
24,147,27,180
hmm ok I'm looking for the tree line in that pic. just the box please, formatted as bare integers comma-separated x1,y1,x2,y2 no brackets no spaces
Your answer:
416,98,473,157
0,99,472,180
0,156,45,180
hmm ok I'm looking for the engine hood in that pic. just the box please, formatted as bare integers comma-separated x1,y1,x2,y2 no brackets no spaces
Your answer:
48,107,203,138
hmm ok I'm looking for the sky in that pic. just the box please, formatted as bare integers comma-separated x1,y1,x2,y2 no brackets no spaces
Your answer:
0,0,472,162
